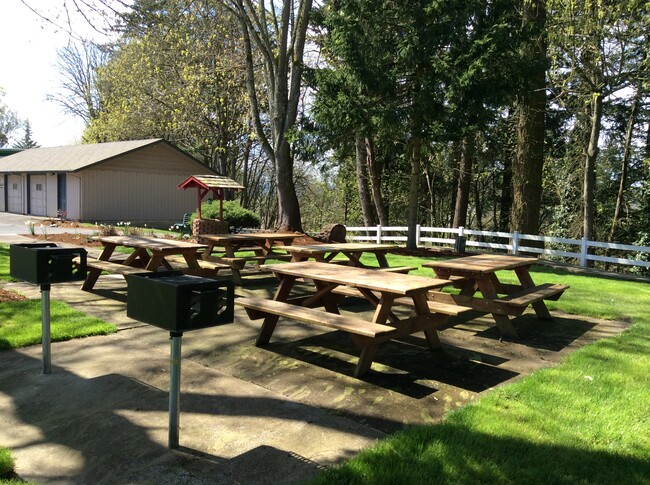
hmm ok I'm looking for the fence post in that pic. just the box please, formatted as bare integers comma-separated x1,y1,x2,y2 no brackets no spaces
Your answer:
454,226,466,254
580,237,588,267
376,225,382,244
512,231,519,255
416,224,421,247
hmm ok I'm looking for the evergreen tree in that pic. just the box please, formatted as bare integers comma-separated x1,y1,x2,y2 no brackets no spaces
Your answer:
12,120,39,149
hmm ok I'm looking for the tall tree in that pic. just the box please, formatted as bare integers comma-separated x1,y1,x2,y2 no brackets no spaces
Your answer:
548,0,647,242
222,0,312,232
86,0,252,180
510,0,547,235
49,41,108,124
453,136,475,228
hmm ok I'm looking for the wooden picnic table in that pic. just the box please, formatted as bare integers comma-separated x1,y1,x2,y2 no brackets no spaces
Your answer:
422,253,569,338
236,261,452,377
81,236,207,291
199,232,298,258
198,232,298,284
281,242,399,268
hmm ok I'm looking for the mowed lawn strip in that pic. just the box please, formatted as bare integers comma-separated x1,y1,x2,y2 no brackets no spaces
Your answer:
310,258,650,484
0,299,116,350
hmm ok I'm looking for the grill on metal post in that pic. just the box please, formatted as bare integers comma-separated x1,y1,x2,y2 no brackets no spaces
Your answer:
9,243,87,374
126,271,234,448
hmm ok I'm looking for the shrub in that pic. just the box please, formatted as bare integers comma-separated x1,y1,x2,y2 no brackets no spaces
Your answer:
192,201,261,232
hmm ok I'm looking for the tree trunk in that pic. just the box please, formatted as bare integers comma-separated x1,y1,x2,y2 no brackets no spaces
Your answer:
406,134,422,249
473,179,483,231
355,135,376,227
453,135,474,228
275,138,302,231
609,85,642,242
583,92,603,243
366,137,388,225
510,0,546,236
229,0,311,232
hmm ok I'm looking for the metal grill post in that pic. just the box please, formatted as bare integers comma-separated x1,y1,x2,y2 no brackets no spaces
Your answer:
41,283,51,374
168,331,183,448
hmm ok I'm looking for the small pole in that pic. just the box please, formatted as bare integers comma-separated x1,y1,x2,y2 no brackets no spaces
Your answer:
41,283,51,374
168,331,183,449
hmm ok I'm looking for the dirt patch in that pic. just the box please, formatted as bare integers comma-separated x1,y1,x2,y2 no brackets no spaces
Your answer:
26,233,103,247
0,287,27,303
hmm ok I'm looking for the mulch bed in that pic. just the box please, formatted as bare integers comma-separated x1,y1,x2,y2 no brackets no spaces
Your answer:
0,288,28,303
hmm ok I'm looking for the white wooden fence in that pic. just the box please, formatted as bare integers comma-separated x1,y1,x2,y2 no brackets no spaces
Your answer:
345,225,650,272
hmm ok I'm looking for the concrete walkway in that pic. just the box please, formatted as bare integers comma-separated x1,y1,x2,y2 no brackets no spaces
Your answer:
0,229,629,484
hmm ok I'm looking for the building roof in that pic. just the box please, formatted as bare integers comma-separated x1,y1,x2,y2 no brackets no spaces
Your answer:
178,174,245,191
0,138,189,173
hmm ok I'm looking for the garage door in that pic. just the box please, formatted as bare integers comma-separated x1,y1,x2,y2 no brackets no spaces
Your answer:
30,175,47,216
7,175,23,213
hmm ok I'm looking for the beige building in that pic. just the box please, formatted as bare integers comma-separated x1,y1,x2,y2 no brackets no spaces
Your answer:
0,139,217,226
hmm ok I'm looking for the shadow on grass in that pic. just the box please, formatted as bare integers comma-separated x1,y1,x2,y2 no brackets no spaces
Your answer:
314,421,650,484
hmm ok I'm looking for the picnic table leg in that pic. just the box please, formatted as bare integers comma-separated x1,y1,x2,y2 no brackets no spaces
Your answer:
343,251,364,267
371,294,398,325
145,253,167,271
255,275,297,346
81,243,116,290
81,268,103,290
411,292,442,349
375,251,389,268
475,278,519,338
514,267,553,320
351,339,379,378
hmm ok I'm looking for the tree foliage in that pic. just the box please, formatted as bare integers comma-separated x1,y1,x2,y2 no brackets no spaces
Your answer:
12,120,39,149
0,90,20,148
37,0,650,247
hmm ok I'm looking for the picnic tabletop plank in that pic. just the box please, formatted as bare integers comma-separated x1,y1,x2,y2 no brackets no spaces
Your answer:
262,261,449,296
423,253,538,276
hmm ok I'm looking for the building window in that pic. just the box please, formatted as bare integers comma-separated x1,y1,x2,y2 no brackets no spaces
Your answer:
12,183,18,190
36,183,43,191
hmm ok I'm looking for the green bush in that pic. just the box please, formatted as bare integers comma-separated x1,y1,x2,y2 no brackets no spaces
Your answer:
192,201,261,232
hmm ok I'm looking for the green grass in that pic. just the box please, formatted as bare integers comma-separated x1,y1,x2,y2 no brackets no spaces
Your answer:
0,245,13,282
0,299,116,350
311,255,650,484
0,448,14,479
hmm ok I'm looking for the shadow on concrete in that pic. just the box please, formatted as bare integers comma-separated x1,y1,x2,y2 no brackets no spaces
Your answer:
0,346,385,484
263,331,519,396
469,313,598,352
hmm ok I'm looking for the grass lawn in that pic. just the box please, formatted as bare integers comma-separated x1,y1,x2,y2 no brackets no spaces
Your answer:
0,448,14,480
311,255,650,484
0,299,116,350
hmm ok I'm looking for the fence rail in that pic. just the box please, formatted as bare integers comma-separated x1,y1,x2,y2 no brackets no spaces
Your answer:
345,225,650,272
